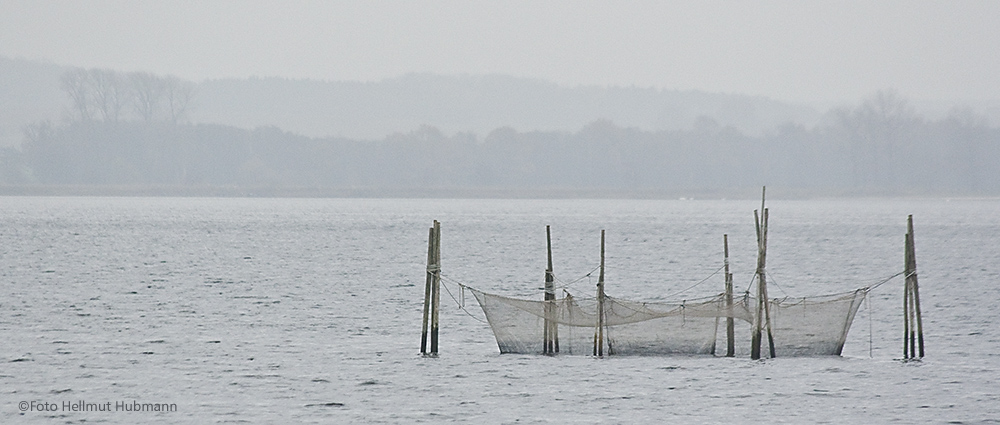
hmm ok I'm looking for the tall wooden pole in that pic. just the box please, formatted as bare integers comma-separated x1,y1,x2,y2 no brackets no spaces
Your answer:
594,230,606,357
430,221,441,355
751,209,764,360
905,215,924,358
761,208,776,358
908,273,917,357
752,187,775,359
903,242,911,359
420,225,434,354
544,225,558,354
911,217,924,358
724,234,735,357
599,229,606,356
551,238,559,354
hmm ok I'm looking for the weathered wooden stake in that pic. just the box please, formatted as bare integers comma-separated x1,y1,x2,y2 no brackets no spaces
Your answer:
751,209,763,360
752,187,775,359
594,230,606,357
904,215,924,359
430,221,442,355
903,222,911,359
908,276,917,356
420,225,434,354
725,234,735,357
544,225,558,354
762,209,776,358
911,219,925,358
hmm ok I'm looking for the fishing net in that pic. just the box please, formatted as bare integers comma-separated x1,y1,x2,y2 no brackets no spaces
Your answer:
766,289,868,356
468,286,867,357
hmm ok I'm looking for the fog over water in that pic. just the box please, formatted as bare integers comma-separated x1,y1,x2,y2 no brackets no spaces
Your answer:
1,3,999,422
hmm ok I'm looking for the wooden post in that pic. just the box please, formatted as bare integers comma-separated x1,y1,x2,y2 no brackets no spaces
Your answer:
903,244,911,359
430,221,441,355
594,230,606,357
911,217,925,358
751,187,775,359
725,234,735,357
544,225,558,354
420,225,434,354
905,215,924,358
908,274,917,357
761,209,776,358
751,209,763,360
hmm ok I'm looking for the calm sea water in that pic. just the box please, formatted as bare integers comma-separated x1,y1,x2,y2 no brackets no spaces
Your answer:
2,196,999,423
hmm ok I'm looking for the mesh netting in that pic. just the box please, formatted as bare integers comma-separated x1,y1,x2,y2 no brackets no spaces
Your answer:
469,286,867,357
766,289,867,356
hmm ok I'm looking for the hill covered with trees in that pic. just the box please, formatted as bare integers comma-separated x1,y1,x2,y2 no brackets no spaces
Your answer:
1,58,997,197
5,90,998,197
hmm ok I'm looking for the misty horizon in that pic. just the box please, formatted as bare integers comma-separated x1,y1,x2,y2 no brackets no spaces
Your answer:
3,55,998,198
2,2,999,198
3,55,999,144
11,53,1000,110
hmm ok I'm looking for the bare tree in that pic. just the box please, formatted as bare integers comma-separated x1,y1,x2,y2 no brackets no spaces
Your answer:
835,89,919,189
22,120,55,147
89,69,129,123
60,69,93,122
130,71,166,122
61,67,196,125
164,76,195,124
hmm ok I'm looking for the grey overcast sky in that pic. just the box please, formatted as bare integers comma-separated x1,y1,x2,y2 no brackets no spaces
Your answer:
2,0,998,104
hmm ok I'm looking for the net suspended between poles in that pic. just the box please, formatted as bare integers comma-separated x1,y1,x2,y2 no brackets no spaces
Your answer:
466,285,868,357
431,228,906,358
762,288,868,356
421,197,920,358
469,288,752,355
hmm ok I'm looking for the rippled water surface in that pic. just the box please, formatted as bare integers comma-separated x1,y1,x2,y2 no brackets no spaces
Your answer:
2,196,999,423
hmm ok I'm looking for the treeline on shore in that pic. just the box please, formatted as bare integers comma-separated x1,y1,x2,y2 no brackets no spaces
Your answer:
2,89,998,197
